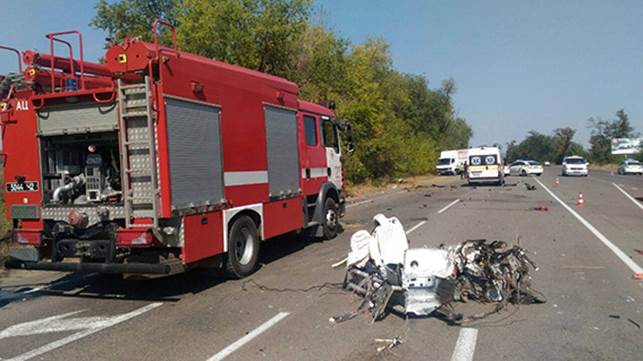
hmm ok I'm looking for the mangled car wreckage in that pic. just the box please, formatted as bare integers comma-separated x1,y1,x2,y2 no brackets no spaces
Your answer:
334,214,546,324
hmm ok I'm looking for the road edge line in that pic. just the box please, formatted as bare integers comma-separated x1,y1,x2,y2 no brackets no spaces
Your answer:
207,312,290,361
534,178,643,274
450,328,478,361
612,182,643,211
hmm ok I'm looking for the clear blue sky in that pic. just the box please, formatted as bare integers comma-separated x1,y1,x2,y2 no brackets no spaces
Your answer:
2,0,642,147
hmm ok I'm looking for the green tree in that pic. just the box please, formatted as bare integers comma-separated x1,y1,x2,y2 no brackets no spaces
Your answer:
289,25,349,102
442,117,472,149
176,0,311,76
552,127,576,163
588,109,635,164
507,127,585,164
91,0,176,45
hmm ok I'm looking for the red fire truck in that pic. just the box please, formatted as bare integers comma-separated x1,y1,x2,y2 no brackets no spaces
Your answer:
1,21,352,278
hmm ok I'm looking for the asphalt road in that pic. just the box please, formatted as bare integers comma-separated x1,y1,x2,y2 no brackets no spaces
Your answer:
1,166,642,361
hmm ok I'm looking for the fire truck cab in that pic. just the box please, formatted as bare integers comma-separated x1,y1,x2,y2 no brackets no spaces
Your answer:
1,22,351,278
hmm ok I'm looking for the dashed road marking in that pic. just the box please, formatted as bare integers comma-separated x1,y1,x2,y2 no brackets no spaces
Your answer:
405,220,427,235
612,182,643,211
438,199,461,214
450,328,478,361
534,178,643,274
207,312,290,361
2,302,162,361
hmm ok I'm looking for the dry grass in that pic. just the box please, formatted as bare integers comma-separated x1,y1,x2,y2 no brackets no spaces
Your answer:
589,163,618,172
345,173,452,199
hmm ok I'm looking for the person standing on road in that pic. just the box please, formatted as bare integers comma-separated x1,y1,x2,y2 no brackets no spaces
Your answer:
460,161,467,179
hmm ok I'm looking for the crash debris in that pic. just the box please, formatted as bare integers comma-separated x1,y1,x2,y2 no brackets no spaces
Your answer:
334,214,545,325
375,337,403,353
524,183,537,191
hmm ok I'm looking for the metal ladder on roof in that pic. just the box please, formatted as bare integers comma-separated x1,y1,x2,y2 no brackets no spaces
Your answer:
117,77,159,228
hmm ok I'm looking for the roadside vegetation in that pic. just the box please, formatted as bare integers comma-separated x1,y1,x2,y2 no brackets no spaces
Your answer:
91,0,473,184
0,169,11,264
506,109,640,166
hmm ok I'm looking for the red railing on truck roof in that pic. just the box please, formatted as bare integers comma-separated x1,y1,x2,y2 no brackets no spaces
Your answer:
0,45,22,72
46,30,86,90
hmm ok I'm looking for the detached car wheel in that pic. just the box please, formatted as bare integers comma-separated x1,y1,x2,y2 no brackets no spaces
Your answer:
225,215,260,278
322,197,340,240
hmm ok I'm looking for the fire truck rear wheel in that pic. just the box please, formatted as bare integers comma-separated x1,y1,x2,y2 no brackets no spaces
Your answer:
225,216,260,278
322,197,339,239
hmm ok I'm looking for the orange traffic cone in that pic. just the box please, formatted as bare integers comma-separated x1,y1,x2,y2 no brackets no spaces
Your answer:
576,192,585,207
554,177,560,186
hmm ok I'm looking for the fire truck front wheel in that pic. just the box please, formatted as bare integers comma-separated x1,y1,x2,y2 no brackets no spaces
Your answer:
225,216,260,278
322,197,340,239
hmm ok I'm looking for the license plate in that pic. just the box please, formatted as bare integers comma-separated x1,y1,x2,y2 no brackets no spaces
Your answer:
6,181,39,192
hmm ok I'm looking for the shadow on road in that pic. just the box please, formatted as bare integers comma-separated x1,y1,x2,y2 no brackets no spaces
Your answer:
0,229,339,308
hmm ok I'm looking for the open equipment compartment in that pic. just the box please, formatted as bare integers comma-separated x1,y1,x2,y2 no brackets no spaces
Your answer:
39,131,122,206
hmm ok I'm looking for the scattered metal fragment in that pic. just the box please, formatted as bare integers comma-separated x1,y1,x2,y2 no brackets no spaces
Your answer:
628,318,641,329
375,337,403,353
450,239,545,306
533,206,549,211
609,314,621,319
524,183,537,191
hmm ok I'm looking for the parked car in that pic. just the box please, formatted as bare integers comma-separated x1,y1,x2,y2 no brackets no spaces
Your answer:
561,156,588,176
544,161,551,166
617,159,643,175
508,160,543,176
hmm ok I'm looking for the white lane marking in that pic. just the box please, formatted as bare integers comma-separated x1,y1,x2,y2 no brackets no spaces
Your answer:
0,310,86,339
405,220,427,235
438,199,461,214
207,312,290,361
534,178,643,274
613,183,643,211
4,303,162,361
450,328,478,361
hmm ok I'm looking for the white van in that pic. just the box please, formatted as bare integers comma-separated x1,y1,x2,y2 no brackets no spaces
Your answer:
467,147,504,185
436,150,458,175
436,149,469,175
